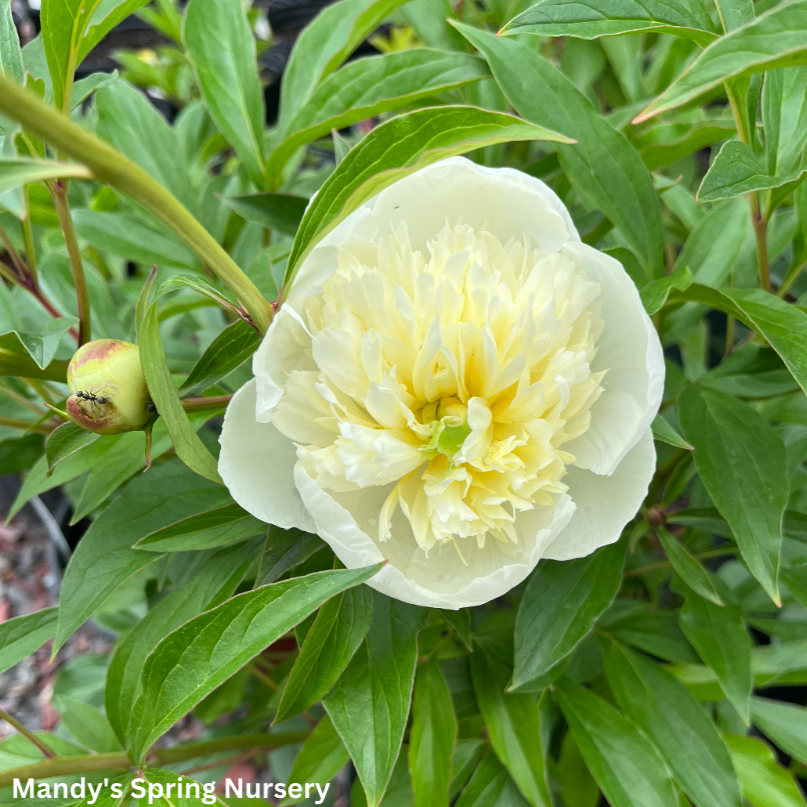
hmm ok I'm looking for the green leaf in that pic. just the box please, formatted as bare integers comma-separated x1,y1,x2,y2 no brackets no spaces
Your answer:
638,116,737,173
129,564,381,763
55,695,120,753
55,459,231,653
669,199,750,307
454,23,663,277
556,729,600,807
105,541,253,745
267,49,490,183
409,658,457,807
454,752,531,807
45,421,100,476
678,385,787,604
134,502,264,553
511,540,624,693
641,266,693,315
153,274,234,312
599,604,700,664
0,318,76,371
0,433,45,476
679,588,752,723
0,607,58,676
177,320,260,398
651,415,693,450
635,0,807,123
40,0,102,109
763,66,807,176
750,696,807,766
140,303,221,483
283,715,349,805
255,526,323,586
9,433,124,520
723,734,807,807
72,209,199,269
0,0,24,136
440,609,472,651
275,582,373,724
285,106,572,285
600,638,742,807
714,0,754,31
554,678,679,807
95,80,196,212
323,596,422,807
278,0,411,130
471,641,552,807
657,528,721,605
449,739,487,801
78,0,151,64
0,346,68,382
69,420,189,525
669,285,807,396
70,70,117,108
220,194,308,239
0,157,92,195
183,0,265,186
501,0,718,45
698,140,806,202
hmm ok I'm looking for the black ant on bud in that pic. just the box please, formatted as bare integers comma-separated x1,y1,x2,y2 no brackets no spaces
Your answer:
74,389,111,416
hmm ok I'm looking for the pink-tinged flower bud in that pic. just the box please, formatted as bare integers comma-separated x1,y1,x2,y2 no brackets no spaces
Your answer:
66,339,152,435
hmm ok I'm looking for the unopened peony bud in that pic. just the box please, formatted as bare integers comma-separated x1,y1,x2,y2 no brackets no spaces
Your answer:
66,339,153,435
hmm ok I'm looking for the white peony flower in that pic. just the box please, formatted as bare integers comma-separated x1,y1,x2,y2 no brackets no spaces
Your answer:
219,157,664,609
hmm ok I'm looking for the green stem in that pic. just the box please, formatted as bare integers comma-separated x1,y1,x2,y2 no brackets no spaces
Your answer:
624,546,740,578
0,753,129,789
0,380,48,416
750,193,771,293
0,414,53,434
180,394,233,412
50,181,91,345
151,731,309,765
0,349,69,382
778,256,807,299
727,83,770,293
0,74,273,334
0,709,54,759
22,186,37,285
0,221,27,277
0,731,310,789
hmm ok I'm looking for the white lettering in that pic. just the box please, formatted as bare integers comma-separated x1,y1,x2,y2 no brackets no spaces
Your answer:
147,781,163,804
13,779,34,799
315,783,331,805
87,781,103,805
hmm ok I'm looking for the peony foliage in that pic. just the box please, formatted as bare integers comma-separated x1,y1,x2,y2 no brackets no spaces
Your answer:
0,0,807,805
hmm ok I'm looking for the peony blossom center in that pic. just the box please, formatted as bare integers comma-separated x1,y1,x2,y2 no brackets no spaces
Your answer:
270,223,607,557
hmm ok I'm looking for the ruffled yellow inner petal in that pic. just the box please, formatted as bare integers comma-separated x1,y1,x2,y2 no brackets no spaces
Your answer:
271,223,606,555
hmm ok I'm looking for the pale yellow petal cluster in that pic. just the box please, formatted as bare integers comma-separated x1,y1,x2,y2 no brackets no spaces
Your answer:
269,222,606,558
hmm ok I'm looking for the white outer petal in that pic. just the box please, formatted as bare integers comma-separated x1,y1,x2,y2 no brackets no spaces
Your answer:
543,428,656,561
294,464,576,609
218,379,316,532
251,303,315,421
562,243,665,476
287,156,579,304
